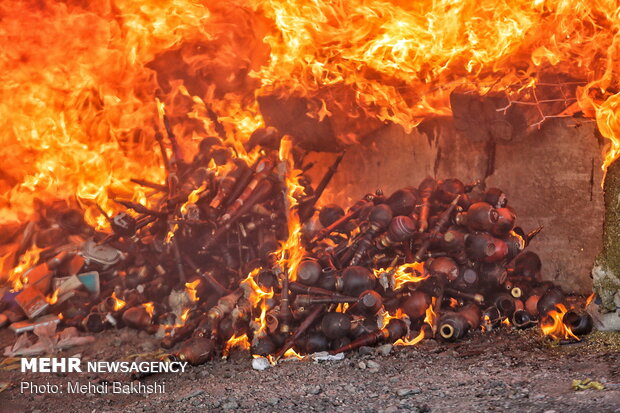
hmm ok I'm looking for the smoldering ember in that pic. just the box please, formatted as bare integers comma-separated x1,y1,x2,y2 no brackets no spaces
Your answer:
1,1,619,413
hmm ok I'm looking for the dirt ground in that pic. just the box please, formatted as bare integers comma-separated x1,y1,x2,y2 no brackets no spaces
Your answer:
0,326,618,413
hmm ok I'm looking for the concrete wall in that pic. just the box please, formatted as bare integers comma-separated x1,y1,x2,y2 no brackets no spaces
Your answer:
305,118,604,294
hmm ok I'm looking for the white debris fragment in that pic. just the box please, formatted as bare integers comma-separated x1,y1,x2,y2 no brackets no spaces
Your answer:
310,351,344,361
252,356,272,371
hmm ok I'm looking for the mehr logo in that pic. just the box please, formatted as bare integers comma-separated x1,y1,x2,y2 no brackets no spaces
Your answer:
21,358,82,373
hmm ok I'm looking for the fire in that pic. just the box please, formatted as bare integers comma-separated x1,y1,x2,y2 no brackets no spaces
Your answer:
380,296,435,341
282,348,304,360
265,347,304,364
185,279,201,302
540,303,579,341
241,269,275,304
111,292,126,311
223,333,251,357
180,182,207,216
585,293,596,307
162,307,192,332
165,227,177,243
335,303,349,313
424,297,437,329
142,302,155,318
240,268,274,336
254,301,271,337
394,330,426,347
380,307,407,329
0,1,262,230
2,244,43,290
481,314,492,332
584,87,620,176
276,136,306,281
46,288,60,305
180,307,191,323
257,0,620,168
177,84,264,164
1,0,620,239
381,307,428,346
374,262,427,291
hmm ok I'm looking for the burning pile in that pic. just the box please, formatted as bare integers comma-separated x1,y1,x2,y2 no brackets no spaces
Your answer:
0,127,593,365
4,0,617,367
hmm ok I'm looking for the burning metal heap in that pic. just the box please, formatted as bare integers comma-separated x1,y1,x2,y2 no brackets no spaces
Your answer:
2,0,615,363
0,127,593,363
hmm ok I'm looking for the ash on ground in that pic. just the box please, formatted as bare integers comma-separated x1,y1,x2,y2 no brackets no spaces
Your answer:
1,327,618,413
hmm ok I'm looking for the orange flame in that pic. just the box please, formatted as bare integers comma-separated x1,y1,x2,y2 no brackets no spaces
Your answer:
481,314,492,332
2,244,43,291
583,90,620,176
165,225,178,243
161,307,192,331
1,0,620,235
223,333,251,357
540,303,579,341
241,268,275,304
265,347,304,364
380,307,407,329
180,307,191,323
394,329,426,347
282,348,304,360
424,297,437,329
185,279,201,302
142,302,155,318
241,268,274,336
381,307,428,346
46,288,60,305
254,301,271,337
180,182,207,216
374,262,427,291
276,136,306,282
111,292,126,311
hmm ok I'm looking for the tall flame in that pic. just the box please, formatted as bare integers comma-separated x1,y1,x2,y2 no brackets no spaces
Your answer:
256,0,620,170
2,0,620,254
276,136,306,281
